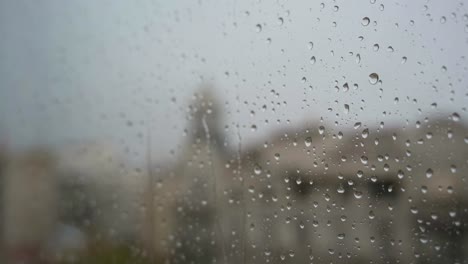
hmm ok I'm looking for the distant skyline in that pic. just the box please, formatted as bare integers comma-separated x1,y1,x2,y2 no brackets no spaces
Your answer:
1,0,467,163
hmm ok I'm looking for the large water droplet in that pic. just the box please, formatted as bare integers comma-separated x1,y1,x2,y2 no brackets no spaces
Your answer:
362,17,370,26
373,43,380,51
361,128,369,138
254,164,263,175
426,168,433,178
368,73,379,84
318,126,325,135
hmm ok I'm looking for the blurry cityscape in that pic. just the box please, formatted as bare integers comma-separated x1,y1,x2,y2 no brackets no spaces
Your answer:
1,87,468,264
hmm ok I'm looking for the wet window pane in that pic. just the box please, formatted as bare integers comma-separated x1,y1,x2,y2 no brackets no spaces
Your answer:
1,0,468,263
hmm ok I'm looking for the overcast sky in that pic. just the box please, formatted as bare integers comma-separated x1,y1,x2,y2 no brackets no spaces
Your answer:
1,0,467,163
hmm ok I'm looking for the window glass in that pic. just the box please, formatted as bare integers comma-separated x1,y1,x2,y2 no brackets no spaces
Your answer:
1,0,467,263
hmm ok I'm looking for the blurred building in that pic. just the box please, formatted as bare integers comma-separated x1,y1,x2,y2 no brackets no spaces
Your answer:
145,88,468,264
3,149,58,264
2,143,145,263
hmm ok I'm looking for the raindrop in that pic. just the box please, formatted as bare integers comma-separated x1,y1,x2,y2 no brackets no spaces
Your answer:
362,17,370,26
337,185,345,194
310,56,316,64
277,17,284,25
357,170,364,178
361,128,369,138
274,153,281,161
360,156,368,164
318,126,325,135
373,44,379,51
343,83,349,92
397,170,405,179
426,168,433,178
368,73,379,84
254,164,263,175
344,104,350,114
305,137,312,147
255,24,262,32
450,165,457,173
440,16,446,24
354,191,362,199
401,56,407,64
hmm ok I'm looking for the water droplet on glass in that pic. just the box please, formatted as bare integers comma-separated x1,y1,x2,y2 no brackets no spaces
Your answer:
305,137,312,147
397,170,405,179
354,190,363,199
368,73,379,84
254,164,263,175
318,126,325,135
255,24,262,32
274,153,280,161
373,43,380,51
361,155,368,164
343,82,349,92
450,165,457,173
361,128,369,138
426,168,433,178
310,56,316,65
344,104,349,114
337,185,345,194
362,17,370,26
401,56,407,64
277,17,284,25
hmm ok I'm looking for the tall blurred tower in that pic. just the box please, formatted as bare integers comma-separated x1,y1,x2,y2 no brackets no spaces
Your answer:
143,83,229,263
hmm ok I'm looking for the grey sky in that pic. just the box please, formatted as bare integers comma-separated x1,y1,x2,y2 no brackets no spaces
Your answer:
1,0,467,164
